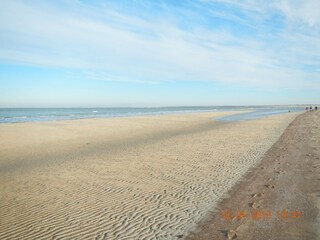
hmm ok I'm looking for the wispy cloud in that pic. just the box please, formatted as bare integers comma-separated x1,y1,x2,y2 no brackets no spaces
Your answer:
274,0,320,27
0,0,319,90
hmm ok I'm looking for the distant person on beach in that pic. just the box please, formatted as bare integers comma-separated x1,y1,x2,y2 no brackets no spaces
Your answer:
306,107,309,111
316,106,318,111
310,106,313,111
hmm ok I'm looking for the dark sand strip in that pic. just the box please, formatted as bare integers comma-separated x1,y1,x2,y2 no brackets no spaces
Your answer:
0,119,225,174
186,111,320,240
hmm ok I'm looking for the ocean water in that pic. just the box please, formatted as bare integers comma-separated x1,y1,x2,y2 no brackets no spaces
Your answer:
0,106,304,123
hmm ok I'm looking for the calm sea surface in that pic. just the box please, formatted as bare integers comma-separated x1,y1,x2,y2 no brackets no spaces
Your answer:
0,106,304,123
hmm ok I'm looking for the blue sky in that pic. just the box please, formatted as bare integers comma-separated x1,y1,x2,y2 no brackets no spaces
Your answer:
0,0,319,107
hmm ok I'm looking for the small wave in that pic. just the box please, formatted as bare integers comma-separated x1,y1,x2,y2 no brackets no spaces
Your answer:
11,116,28,119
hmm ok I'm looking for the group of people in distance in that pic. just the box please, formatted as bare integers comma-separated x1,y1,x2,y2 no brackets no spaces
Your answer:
306,106,318,111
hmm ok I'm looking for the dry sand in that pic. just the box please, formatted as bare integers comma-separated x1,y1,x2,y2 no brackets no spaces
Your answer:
0,111,300,239
186,111,320,240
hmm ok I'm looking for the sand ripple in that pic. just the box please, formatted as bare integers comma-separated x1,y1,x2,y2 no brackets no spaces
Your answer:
0,113,299,239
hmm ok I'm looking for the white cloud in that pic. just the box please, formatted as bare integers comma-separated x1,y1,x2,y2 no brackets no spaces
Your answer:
0,0,319,90
274,0,320,27
204,0,320,27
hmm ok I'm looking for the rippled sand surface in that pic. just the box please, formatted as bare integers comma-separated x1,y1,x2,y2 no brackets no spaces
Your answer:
0,112,300,239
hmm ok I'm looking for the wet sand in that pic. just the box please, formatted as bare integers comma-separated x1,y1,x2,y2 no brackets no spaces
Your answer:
186,111,320,240
0,111,300,239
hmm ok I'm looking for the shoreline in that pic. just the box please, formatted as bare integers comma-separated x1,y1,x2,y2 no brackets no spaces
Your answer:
0,111,301,239
0,110,239,125
185,111,320,239
0,106,303,124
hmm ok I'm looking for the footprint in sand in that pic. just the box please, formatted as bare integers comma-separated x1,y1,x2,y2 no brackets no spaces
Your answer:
265,184,275,189
249,200,262,209
251,192,263,198
275,170,286,174
227,230,237,239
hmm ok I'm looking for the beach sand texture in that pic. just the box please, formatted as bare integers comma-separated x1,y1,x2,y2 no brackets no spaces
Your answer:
186,110,320,240
0,111,300,239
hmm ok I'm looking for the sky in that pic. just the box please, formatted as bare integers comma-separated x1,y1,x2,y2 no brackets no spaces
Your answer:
0,0,319,107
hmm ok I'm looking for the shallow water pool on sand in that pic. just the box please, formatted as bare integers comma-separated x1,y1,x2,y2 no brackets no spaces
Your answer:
216,107,303,122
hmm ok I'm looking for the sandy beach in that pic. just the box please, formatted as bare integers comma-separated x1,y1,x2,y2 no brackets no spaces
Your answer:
0,111,300,239
186,110,320,240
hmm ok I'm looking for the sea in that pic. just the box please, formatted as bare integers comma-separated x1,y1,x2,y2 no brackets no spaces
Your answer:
0,106,305,124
